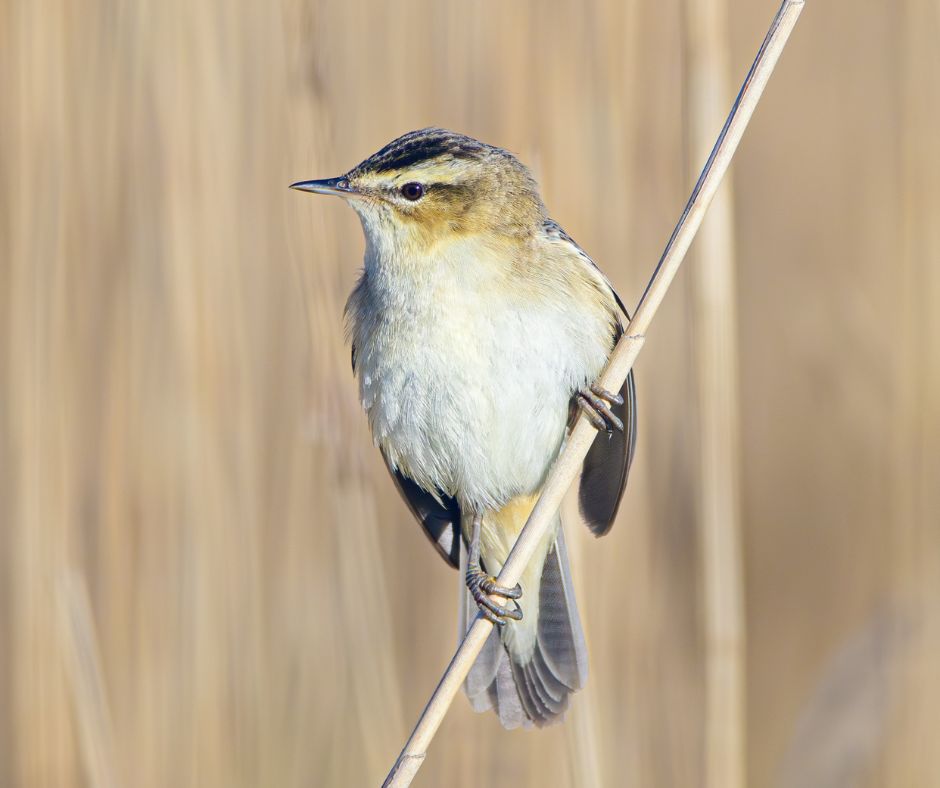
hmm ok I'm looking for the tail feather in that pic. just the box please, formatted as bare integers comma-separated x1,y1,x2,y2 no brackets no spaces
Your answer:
536,527,588,690
462,525,587,729
531,647,569,704
464,635,530,729
514,658,568,718
464,627,501,709
461,557,530,728
494,656,528,729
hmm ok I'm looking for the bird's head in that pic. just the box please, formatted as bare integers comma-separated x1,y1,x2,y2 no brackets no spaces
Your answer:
291,128,546,255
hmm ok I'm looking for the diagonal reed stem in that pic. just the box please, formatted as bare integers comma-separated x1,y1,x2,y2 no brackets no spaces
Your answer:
383,2,805,785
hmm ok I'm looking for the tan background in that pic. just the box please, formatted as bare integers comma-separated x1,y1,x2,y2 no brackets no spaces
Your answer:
2,1,939,786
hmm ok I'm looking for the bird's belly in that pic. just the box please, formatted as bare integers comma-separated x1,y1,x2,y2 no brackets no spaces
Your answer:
358,301,607,512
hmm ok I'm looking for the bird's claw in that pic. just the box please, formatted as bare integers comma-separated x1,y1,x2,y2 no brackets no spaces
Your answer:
577,384,624,434
481,577,523,599
466,567,523,625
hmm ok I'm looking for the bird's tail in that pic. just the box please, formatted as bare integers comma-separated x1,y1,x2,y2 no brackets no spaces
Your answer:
460,510,588,729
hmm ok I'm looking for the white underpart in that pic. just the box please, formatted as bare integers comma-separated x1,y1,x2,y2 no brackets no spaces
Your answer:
348,204,613,661
351,212,611,513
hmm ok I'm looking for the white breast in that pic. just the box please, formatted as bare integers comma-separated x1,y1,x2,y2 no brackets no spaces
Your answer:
350,235,612,513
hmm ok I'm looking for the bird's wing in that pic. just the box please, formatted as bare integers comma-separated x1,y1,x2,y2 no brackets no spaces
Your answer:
544,219,638,537
542,219,633,320
351,340,462,568
577,328,638,536
382,452,462,567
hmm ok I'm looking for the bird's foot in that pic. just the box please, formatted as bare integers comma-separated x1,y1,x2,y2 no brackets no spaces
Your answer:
466,565,523,626
577,384,625,434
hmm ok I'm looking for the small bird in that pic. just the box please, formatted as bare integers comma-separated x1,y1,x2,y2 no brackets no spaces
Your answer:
292,128,637,729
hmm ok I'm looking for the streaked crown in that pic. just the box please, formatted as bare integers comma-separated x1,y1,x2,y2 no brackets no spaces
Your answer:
350,128,503,177
342,129,547,241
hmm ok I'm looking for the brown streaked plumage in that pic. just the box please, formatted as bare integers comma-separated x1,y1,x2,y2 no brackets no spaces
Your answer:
291,128,637,729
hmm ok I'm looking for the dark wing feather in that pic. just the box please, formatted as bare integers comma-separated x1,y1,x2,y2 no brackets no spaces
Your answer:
543,220,638,537
381,451,462,568
579,363,637,536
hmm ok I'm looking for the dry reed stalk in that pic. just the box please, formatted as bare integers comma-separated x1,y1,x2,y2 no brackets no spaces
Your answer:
383,2,805,785
59,571,122,788
682,1,746,786
883,2,940,783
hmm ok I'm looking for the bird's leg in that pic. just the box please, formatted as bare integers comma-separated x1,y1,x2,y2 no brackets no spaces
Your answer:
465,513,523,625
577,383,625,434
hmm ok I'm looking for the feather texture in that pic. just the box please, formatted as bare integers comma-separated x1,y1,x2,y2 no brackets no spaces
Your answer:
382,450,461,567
579,367,638,535
463,525,586,728
337,130,637,729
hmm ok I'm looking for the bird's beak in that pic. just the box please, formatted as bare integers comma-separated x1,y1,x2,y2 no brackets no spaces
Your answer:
289,176,359,198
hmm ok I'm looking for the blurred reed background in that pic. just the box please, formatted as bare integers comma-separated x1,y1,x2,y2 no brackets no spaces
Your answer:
2,1,939,786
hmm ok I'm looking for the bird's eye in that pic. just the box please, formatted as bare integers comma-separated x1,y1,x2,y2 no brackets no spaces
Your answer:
400,182,424,201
